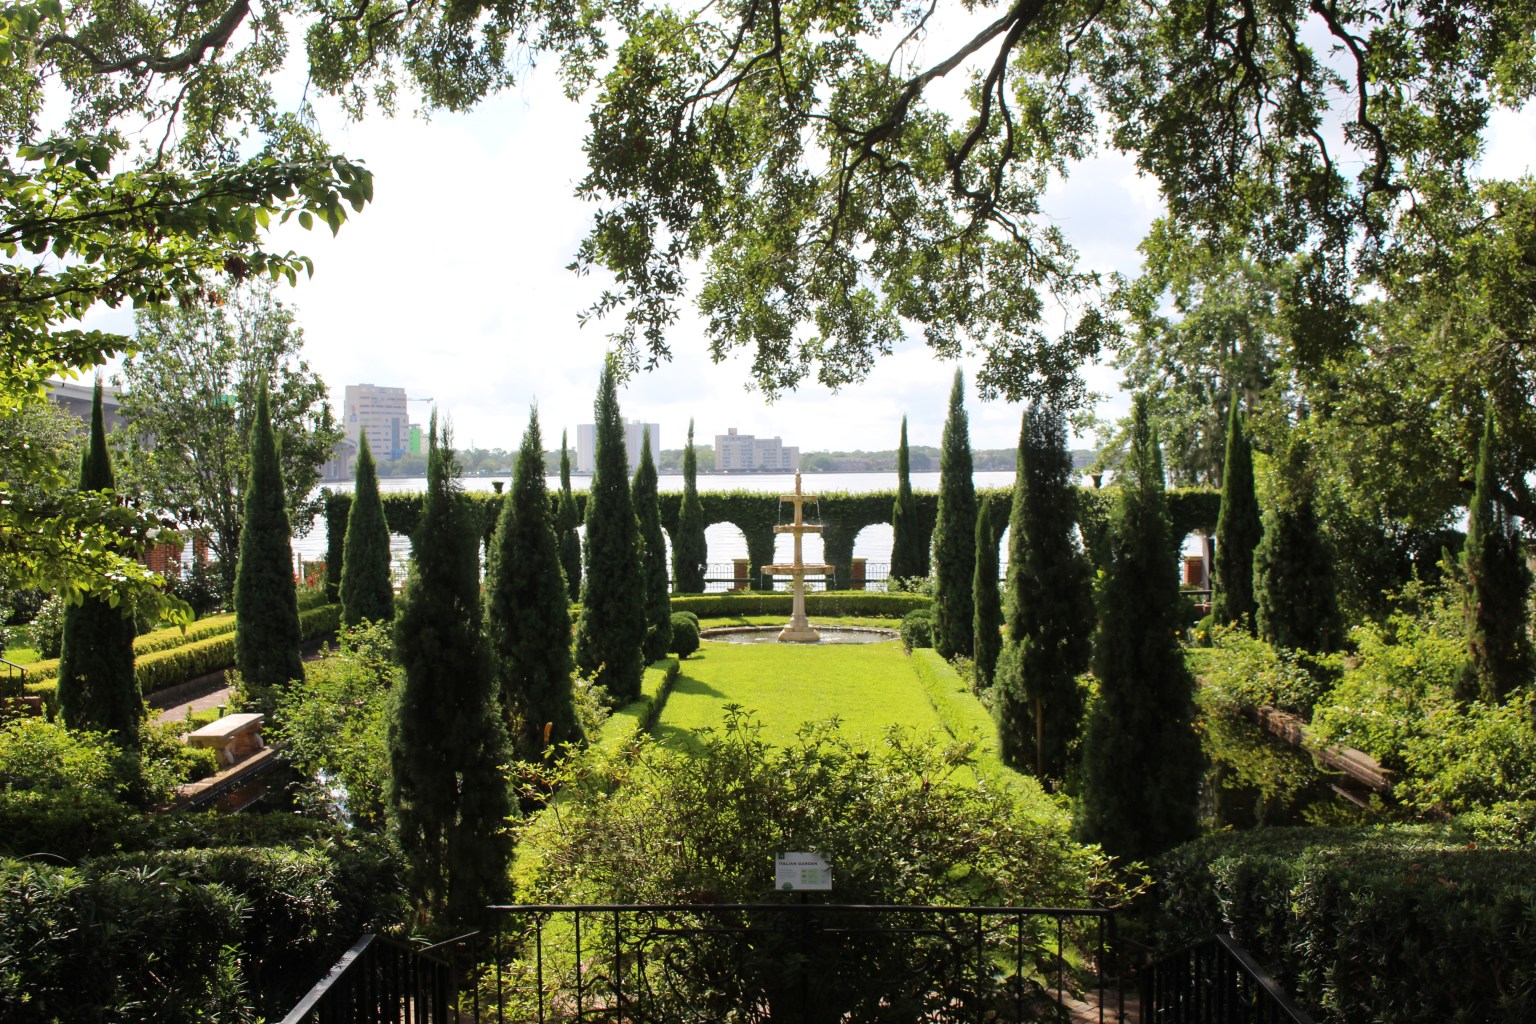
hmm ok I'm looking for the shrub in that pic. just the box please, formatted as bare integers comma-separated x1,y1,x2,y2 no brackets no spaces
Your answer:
29,596,65,659
0,717,118,794
669,612,700,659
899,608,934,652
1155,825,1536,1023
1188,625,1339,718
671,590,931,620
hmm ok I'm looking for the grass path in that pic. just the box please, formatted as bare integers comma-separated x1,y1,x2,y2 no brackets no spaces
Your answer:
655,639,949,749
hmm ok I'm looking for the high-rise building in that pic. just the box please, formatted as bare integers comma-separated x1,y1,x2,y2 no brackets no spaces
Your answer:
343,384,422,460
575,420,660,474
714,428,799,471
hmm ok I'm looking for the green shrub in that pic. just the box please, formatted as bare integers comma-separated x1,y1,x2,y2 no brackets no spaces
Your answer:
1155,826,1536,1023
0,789,140,859
0,717,118,793
1188,625,1339,717
899,607,934,652
671,590,931,620
669,612,700,659
29,596,65,659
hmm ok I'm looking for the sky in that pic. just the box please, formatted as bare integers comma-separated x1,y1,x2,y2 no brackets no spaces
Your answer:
80,19,1536,459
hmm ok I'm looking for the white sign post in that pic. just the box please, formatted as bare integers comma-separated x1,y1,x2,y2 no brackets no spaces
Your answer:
775,851,833,891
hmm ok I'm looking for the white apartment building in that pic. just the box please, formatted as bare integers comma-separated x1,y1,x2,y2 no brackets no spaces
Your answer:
576,420,660,474
343,384,418,460
714,427,799,471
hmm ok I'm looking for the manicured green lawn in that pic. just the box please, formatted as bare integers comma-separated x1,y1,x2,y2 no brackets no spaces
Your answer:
696,614,904,630
656,639,947,749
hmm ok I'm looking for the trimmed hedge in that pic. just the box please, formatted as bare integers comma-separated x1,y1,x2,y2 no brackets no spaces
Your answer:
672,590,931,620
24,613,240,683
24,604,342,714
1155,826,1536,1023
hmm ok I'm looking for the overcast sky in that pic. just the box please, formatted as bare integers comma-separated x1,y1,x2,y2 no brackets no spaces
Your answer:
83,27,1536,457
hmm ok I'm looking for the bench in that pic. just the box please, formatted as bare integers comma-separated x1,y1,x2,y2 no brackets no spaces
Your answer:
187,712,266,767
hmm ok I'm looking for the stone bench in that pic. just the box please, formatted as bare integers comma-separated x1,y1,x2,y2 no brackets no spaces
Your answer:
186,712,266,767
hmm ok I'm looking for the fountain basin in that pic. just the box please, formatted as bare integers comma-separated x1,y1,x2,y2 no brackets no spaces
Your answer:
700,625,898,645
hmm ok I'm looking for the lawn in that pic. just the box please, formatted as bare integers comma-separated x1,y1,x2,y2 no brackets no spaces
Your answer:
655,639,949,749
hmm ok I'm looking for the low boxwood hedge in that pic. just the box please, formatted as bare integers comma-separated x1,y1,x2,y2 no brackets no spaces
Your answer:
1154,825,1536,1023
671,590,931,620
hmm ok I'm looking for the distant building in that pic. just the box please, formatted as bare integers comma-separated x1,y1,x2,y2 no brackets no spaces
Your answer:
714,428,799,471
576,420,660,474
343,384,421,460
46,379,126,432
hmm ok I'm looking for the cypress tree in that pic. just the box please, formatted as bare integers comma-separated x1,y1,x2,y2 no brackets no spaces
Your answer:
1253,439,1341,651
389,413,513,925
556,431,582,603
340,432,394,626
932,370,977,659
486,409,583,759
1077,395,1202,861
673,420,708,594
1459,405,1531,703
234,385,304,703
633,429,673,663
890,415,928,582
58,379,140,745
993,401,1094,781
1211,395,1261,629
972,499,1002,687
574,363,646,701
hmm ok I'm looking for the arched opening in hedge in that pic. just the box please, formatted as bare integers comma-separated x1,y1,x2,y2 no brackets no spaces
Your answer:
704,522,750,591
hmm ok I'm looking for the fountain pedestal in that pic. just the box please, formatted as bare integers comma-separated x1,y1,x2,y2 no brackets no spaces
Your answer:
762,472,830,643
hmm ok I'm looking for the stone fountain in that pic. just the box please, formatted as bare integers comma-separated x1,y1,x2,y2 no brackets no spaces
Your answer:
763,472,832,643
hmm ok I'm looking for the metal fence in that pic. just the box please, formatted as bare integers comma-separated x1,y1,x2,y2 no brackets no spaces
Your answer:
281,932,461,1024
475,902,1129,1024
1142,934,1316,1024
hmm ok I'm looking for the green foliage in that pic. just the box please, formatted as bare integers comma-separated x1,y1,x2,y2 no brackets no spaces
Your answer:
485,410,583,760
574,363,646,702
1212,397,1262,628
971,499,1001,686
233,387,304,705
1459,406,1531,703
890,415,928,582
58,380,141,746
28,594,65,659
1254,439,1342,652
668,612,700,659
340,432,395,627
388,414,513,927
556,432,583,602
932,370,977,660
117,283,342,600
1189,625,1339,719
0,717,118,794
632,429,673,663
1078,395,1202,861
271,621,396,830
1155,826,1536,1023
994,401,1094,783
672,420,708,594
899,607,934,652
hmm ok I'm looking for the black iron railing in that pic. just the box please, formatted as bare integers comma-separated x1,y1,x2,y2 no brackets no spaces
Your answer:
1142,933,1316,1024
0,656,28,685
281,932,469,1024
478,903,1128,1024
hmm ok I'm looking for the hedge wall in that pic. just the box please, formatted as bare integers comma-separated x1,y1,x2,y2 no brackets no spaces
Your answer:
323,485,1221,589
673,590,931,619
1154,825,1536,1023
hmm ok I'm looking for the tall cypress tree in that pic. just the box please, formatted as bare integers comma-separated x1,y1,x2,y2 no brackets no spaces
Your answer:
340,432,394,626
556,431,582,603
972,499,1002,686
890,415,928,582
389,413,513,925
1211,395,1261,629
234,385,304,702
1077,395,1202,861
58,380,140,745
993,401,1094,781
486,409,583,758
633,429,673,663
1253,438,1341,651
932,370,977,660
1459,404,1531,704
574,363,646,701
673,420,708,594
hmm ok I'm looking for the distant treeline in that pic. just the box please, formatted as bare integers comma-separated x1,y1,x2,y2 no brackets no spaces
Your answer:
373,444,1096,478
